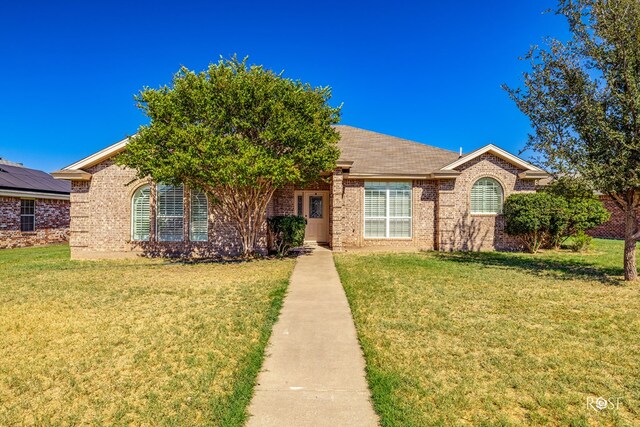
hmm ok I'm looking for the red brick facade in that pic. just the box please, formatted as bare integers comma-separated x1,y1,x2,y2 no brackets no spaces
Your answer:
66,152,539,259
0,196,70,249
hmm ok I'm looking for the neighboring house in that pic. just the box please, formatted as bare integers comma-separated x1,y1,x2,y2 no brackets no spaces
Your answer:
588,195,633,240
0,158,71,249
52,125,548,259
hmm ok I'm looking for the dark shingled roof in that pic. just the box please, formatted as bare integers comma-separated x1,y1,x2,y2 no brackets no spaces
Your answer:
335,125,460,175
0,164,70,194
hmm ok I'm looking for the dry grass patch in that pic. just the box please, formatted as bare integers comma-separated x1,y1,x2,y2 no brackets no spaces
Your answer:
335,239,640,426
0,245,294,426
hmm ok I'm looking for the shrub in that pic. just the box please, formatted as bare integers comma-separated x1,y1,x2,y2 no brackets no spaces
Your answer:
543,177,610,248
504,187,610,253
570,231,593,252
267,215,306,256
503,193,567,253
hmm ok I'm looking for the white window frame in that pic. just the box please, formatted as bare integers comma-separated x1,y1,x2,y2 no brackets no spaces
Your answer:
156,184,185,242
470,177,504,215
131,185,151,242
364,182,412,239
189,189,208,242
20,199,36,232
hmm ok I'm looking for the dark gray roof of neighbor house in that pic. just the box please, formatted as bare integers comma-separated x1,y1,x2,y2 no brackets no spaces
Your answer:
0,163,71,194
335,125,460,175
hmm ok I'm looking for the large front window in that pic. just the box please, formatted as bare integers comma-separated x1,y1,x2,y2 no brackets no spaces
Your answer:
157,184,184,242
364,182,412,238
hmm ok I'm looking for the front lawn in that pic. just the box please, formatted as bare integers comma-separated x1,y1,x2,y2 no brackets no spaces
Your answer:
335,239,640,426
0,245,294,426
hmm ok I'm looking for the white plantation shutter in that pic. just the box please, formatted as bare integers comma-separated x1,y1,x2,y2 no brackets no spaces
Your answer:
131,185,151,241
157,184,184,241
364,182,412,238
471,178,503,214
190,190,208,241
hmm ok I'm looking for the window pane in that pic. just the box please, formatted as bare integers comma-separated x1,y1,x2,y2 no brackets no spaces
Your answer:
157,184,184,242
190,190,208,242
389,190,411,217
471,178,503,214
364,189,386,217
157,217,184,242
389,218,411,238
309,196,323,219
20,215,35,232
20,199,35,215
132,186,151,241
364,219,386,238
297,195,303,217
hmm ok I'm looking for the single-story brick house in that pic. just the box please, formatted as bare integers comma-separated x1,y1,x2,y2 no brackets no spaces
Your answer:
0,158,71,249
52,125,548,259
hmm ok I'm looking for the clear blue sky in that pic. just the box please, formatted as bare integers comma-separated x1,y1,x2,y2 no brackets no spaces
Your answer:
0,0,568,172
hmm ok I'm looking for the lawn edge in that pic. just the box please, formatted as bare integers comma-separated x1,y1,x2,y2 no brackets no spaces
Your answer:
217,277,290,426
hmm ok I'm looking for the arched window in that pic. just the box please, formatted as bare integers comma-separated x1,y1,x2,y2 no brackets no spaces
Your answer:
131,185,151,241
471,178,503,214
190,189,208,241
157,184,184,241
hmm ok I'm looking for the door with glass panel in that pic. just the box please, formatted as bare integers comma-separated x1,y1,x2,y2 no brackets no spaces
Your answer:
294,191,329,243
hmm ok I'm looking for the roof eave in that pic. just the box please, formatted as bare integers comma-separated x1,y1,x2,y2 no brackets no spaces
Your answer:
440,144,543,172
344,173,429,180
428,171,462,179
51,169,92,181
0,188,70,200
64,137,130,170
518,170,550,180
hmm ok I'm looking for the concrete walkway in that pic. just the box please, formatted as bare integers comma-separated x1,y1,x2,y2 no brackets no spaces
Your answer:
247,246,379,426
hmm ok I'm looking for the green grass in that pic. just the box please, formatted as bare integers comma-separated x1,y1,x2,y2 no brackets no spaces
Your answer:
0,244,295,426
335,238,640,426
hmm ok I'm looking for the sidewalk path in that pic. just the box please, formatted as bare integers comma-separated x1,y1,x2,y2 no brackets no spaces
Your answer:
247,245,379,426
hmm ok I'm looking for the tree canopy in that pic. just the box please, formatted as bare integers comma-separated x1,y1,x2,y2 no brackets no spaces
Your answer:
504,0,640,279
117,56,341,256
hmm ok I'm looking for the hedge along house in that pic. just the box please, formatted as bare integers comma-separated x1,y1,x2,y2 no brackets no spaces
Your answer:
0,158,71,249
52,125,548,259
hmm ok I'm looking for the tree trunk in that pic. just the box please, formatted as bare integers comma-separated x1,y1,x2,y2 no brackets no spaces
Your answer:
624,206,638,281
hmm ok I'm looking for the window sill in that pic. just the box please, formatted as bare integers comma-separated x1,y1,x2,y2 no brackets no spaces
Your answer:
363,237,413,240
470,213,501,217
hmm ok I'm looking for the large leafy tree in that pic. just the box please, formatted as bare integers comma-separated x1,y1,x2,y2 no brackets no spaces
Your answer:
118,56,341,256
504,0,640,280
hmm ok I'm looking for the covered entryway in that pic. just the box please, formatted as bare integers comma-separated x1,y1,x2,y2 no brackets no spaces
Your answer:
294,190,330,243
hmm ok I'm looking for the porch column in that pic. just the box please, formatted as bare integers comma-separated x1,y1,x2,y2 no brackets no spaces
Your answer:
331,168,344,252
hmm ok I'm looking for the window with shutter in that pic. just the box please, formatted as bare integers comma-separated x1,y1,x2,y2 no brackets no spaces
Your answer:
131,185,150,241
190,190,208,241
157,184,184,242
364,182,412,238
470,178,503,214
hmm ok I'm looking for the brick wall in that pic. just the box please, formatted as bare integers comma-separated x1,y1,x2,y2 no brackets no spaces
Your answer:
336,154,536,252
587,195,629,239
70,159,248,259
438,153,535,251
0,196,70,249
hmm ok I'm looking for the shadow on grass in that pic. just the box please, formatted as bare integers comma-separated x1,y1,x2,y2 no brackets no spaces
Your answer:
434,250,624,286
167,245,316,265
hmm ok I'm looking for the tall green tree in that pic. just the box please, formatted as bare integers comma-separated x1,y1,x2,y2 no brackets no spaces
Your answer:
504,0,640,280
118,56,341,256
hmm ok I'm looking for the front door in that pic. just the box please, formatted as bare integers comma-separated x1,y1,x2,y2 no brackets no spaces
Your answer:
294,191,329,243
